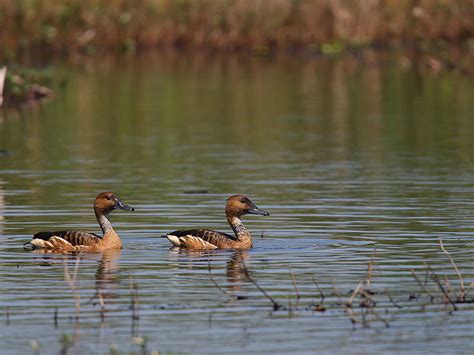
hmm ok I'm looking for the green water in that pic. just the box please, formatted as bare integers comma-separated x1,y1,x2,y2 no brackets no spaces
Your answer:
1,53,474,354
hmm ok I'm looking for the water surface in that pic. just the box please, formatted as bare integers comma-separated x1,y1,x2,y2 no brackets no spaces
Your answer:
1,53,474,354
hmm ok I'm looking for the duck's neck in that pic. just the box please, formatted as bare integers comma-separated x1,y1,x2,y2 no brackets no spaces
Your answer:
228,216,252,242
95,209,122,249
96,211,114,235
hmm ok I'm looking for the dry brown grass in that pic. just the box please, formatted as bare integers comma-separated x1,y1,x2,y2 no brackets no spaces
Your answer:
0,0,472,55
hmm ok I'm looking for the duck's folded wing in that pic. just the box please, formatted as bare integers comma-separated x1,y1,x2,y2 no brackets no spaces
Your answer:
165,229,236,249
33,230,102,246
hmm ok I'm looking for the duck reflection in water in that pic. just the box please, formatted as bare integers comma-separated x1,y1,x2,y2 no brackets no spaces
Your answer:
93,250,122,301
31,249,122,306
168,249,250,293
225,250,250,291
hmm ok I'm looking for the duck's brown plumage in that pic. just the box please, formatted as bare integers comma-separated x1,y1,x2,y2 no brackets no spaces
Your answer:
25,192,134,253
166,229,237,249
33,230,102,247
163,195,269,250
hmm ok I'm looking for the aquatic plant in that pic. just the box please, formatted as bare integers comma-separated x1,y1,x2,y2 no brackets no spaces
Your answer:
206,239,474,329
0,66,54,106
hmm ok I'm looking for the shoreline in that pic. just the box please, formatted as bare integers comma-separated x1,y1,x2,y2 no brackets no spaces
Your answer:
4,40,473,76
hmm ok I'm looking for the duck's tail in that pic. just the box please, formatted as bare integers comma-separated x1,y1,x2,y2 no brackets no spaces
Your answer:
24,236,76,252
161,234,182,247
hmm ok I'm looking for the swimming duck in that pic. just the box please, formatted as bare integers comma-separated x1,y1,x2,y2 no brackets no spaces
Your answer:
24,192,134,252
162,195,269,250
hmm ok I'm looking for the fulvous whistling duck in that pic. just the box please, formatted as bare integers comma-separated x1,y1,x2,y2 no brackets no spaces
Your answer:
24,192,134,252
162,195,269,250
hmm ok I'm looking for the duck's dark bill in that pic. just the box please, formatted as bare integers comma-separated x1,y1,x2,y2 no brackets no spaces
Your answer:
116,198,134,211
247,208,270,216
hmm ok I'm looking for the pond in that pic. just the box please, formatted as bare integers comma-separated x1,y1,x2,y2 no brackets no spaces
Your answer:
1,52,474,354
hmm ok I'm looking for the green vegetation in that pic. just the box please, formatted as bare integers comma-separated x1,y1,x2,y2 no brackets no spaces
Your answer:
0,0,472,56
0,1,472,104
1,66,54,106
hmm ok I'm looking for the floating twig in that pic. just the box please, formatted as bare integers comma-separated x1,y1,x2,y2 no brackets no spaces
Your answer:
411,268,434,303
343,304,367,328
290,269,301,309
311,276,327,311
366,248,377,290
423,267,430,285
331,280,344,306
311,276,325,304
366,260,373,290
359,289,376,308
444,275,453,296
343,258,389,328
384,289,402,309
439,237,466,301
208,261,245,300
241,261,282,311
428,266,458,311
348,279,364,305
368,307,390,328
343,277,366,327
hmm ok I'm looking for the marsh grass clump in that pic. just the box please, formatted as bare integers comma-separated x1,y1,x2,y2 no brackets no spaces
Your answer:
206,243,473,330
1,66,54,106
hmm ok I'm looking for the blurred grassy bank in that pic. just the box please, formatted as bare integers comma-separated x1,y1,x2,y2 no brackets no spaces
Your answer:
0,0,472,57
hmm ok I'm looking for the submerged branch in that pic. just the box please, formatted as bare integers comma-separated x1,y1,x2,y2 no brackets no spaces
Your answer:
428,266,458,311
241,261,282,311
290,269,301,309
411,268,435,303
208,261,245,300
312,276,325,305
384,289,402,309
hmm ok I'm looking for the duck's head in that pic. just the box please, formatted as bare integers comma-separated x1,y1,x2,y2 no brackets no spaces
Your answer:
94,192,134,214
225,195,269,218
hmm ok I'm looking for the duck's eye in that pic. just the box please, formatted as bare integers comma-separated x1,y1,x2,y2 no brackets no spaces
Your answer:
106,195,111,200
240,199,246,203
